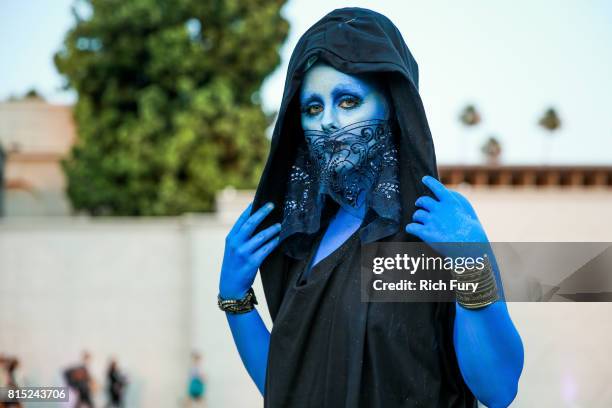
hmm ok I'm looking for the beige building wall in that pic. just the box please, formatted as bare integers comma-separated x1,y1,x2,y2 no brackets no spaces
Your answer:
1,188,611,407
0,98,75,216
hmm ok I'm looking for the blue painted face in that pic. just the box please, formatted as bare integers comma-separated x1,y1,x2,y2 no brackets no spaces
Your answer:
296,62,395,211
299,62,390,132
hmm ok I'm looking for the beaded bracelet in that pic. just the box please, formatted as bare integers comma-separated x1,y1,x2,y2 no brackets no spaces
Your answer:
217,288,258,314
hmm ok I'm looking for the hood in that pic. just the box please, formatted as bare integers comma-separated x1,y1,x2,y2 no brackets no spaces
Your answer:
251,7,439,320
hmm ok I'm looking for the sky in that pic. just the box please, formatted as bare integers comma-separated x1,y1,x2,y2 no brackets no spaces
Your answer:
1,0,611,165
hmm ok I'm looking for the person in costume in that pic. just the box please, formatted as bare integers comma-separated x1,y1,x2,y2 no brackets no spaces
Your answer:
218,8,524,408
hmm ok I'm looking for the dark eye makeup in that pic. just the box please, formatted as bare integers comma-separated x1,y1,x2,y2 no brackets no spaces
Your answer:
302,104,323,116
338,95,362,109
301,94,363,116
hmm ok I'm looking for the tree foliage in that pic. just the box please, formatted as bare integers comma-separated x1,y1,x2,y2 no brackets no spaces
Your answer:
459,104,481,127
538,107,561,133
481,136,502,165
55,0,288,215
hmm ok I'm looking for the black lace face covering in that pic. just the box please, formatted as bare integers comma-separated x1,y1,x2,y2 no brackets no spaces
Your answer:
280,118,401,258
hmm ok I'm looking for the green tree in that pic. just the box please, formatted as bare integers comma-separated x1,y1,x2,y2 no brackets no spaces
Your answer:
55,0,288,215
538,107,561,164
480,136,502,165
459,104,481,127
457,104,482,163
538,108,561,132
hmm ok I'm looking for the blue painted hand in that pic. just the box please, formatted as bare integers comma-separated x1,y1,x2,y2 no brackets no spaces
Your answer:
405,176,489,257
219,202,281,299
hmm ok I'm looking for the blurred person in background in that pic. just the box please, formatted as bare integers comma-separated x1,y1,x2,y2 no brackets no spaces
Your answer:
0,355,23,408
63,351,97,408
104,358,127,408
0,354,7,388
185,351,206,407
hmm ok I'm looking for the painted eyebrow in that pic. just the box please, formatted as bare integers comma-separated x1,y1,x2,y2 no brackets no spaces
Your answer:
300,92,322,106
331,82,368,98
300,82,368,106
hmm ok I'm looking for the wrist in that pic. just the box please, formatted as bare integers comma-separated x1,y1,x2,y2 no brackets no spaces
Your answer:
451,253,499,309
218,287,258,314
219,285,249,300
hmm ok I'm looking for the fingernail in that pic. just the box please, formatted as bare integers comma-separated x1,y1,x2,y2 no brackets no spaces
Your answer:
267,202,275,209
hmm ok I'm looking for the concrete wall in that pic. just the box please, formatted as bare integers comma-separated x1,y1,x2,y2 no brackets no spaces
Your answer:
460,187,612,407
1,188,612,407
0,216,268,408
0,219,195,407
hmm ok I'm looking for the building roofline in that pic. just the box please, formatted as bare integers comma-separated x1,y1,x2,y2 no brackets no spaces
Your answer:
438,165,612,187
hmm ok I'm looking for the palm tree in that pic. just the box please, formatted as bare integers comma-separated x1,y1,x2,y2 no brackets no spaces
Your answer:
538,107,561,164
481,136,502,165
460,105,482,126
458,104,482,164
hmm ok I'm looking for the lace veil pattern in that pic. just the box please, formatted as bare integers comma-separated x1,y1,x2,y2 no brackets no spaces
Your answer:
279,118,401,258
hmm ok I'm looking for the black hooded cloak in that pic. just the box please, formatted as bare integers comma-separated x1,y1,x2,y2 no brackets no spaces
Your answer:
251,7,477,408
